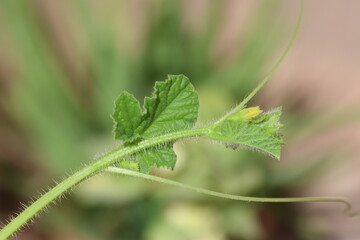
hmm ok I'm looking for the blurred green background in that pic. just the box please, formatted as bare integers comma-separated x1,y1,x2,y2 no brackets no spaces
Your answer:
0,0,359,239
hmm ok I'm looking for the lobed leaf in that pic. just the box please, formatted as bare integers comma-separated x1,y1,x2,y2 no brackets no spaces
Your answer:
206,107,284,159
112,74,198,172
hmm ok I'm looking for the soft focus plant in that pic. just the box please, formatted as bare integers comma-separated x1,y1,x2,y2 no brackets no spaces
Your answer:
0,0,356,239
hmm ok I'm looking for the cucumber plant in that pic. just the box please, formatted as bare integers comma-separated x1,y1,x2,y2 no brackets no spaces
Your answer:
0,0,356,239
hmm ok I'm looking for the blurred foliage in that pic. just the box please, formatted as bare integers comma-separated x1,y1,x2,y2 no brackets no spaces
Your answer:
0,0,355,239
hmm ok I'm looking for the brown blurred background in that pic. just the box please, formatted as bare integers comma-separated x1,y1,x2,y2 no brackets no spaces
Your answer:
0,0,359,239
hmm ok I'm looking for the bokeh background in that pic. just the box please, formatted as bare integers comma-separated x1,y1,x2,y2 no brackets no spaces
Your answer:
0,0,359,239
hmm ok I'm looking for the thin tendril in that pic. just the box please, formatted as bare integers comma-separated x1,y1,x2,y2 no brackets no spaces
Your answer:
105,167,358,218
226,0,304,119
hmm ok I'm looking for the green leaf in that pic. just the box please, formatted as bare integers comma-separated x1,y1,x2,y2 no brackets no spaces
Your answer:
206,107,284,159
112,75,199,142
136,146,177,173
112,91,142,141
112,75,198,172
137,74,199,138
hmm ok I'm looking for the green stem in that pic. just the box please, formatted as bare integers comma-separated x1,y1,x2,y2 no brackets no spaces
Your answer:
105,166,357,217
0,128,208,240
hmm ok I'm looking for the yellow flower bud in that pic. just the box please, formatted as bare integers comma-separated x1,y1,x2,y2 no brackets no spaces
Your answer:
226,106,263,122
243,106,263,119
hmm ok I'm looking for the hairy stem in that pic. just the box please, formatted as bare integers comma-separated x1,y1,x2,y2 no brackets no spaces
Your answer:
0,128,208,240
105,166,357,217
